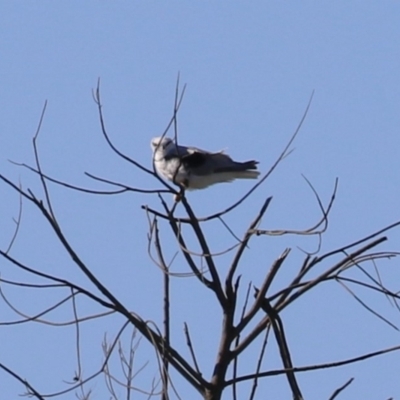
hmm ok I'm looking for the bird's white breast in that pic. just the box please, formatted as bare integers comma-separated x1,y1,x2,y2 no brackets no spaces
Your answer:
154,157,188,185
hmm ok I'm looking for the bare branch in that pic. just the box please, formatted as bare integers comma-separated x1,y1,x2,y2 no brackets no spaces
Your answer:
0,177,206,392
71,288,83,381
153,218,171,399
258,296,303,399
158,196,213,288
0,362,45,399
93,79,154,177
277,237,388,310
0,249,114,310
235,249,290,338
180,196,227,308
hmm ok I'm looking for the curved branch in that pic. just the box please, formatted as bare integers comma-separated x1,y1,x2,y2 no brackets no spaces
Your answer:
10,161,129,195
93,78,183,195
252,177,338,237
226,344,400,386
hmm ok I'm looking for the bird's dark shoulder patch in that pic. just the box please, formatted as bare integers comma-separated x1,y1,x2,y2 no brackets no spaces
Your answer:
182,152,207,168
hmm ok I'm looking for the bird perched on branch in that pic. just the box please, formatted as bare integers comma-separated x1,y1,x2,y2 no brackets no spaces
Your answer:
151,137,260,194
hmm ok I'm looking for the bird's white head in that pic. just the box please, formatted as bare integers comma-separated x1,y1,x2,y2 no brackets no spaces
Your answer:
151,137,175,159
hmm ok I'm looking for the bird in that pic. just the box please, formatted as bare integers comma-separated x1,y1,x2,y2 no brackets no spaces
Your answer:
150,136,260,192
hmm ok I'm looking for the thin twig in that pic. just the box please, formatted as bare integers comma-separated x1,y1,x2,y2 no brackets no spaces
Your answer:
5,181,23,254
32,101,57,221
249,327,270,400
232,282,252,400
85,171,170,194
336,279,398,331
183,322,202,376
328,378,354,400
226,197,272,301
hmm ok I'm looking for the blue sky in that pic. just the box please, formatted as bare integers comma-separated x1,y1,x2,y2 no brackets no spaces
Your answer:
1,2,400,399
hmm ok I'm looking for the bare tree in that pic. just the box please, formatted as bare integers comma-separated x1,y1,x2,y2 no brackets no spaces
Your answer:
1,80,399,400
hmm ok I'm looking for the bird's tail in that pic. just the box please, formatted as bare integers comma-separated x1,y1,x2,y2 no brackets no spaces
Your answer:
239,160,259,170
238,160,259,178
216,160,260,179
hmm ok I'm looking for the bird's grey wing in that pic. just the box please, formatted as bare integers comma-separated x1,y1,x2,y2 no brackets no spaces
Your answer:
182,151,257,176
164,143,193,159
